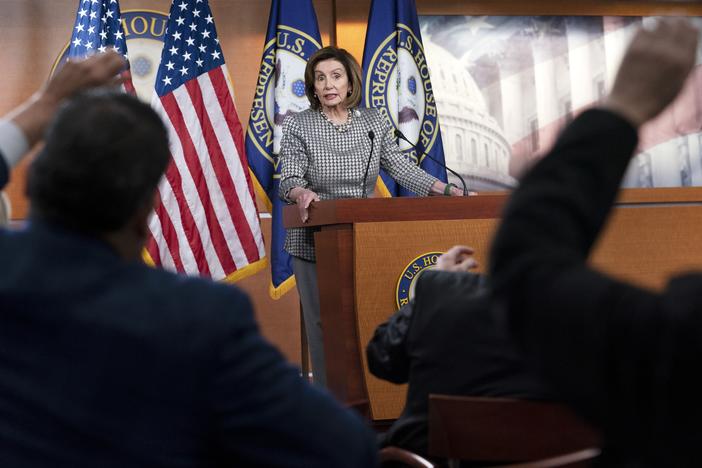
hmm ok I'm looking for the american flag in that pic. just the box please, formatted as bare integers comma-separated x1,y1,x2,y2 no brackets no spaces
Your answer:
68,0,135,94
145,0,266,280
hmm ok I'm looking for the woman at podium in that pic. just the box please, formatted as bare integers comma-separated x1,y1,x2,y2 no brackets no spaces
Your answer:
278,46,462,387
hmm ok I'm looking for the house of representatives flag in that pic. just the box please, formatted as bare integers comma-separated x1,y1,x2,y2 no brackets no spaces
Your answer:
362,0,448,196
68,0,135,94
144,0,266,281
245,0,322,298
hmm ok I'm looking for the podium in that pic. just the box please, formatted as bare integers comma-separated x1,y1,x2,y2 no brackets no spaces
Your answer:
283,195,508,420
283,189,702,422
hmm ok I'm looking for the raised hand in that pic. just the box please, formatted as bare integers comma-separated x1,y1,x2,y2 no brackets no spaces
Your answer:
8,50,128,148
603,18,699,128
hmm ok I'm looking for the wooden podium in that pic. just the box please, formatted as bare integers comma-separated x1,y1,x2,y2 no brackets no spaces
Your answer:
283,189,702,422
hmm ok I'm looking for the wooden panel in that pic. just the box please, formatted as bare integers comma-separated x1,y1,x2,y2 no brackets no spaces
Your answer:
354,201,702,420
316,226,369,415
285,188,702,230
355,218,499,420
591,206,702,291
284,194,507,228
615,187,702,204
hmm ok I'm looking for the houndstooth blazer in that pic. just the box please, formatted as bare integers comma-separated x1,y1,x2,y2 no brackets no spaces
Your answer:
279,107,437,262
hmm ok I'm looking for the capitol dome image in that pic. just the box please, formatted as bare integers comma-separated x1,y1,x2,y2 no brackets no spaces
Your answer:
424,39,517,191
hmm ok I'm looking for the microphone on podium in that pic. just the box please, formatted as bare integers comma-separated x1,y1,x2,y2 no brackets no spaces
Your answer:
361,130,375,198
394,129,468,196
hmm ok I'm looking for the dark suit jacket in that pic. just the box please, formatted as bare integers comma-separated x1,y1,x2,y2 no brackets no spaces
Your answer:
0,220,377,467
367,270,552,456
490,109,702,466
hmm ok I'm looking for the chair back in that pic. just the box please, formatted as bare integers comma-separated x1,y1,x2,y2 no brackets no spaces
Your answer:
379,446,435,468
492,448,601,468
428,395,601,464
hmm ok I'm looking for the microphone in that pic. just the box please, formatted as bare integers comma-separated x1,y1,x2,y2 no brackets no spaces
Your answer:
361,130,375,198
394,129,468,196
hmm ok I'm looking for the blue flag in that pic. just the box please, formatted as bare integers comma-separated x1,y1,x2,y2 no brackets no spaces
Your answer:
245,0,322,299
361,0,448,196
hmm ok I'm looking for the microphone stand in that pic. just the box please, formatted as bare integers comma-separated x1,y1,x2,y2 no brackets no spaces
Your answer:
361,130,375,198
394,129,468,196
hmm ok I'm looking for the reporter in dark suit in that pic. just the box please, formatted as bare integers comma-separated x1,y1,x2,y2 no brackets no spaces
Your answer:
0,52,377,468
490,19,701,466
368,246,551,458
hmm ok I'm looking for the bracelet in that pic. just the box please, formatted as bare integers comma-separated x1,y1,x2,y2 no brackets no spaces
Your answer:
443,183,457,196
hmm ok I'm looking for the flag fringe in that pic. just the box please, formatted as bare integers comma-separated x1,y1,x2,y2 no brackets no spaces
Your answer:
375,176,393,198
269,274,297,300
249,171,298,299
222,256,269,284
143,247,269,284
142,249,156,266
250,169,273,212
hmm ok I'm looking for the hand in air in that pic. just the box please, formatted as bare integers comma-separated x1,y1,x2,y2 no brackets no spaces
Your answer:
604,18,699,127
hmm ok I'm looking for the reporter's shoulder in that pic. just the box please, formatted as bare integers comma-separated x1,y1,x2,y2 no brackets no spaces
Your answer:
135,265,254,319
665,273,702,313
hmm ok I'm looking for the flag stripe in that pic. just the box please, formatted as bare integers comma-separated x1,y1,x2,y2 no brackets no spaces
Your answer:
208,68,262,229
160,91,228,277
151,99,206,276
162,163,213,276
157,98,216,277
172,82,243,273
155,100,222,277
145,226,163,268
156,171,203,274
210,67,259,203
149,190,184,272
194,70,263,264
145,236,161,267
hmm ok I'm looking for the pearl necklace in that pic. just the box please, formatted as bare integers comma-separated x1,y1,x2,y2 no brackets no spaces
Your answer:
320,108,353,133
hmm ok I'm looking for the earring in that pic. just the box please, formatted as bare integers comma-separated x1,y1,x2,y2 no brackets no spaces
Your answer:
347,90,352,97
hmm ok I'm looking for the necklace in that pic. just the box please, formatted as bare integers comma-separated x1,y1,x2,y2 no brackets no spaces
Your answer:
320,108,353,133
